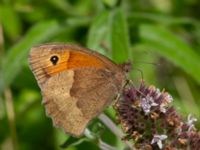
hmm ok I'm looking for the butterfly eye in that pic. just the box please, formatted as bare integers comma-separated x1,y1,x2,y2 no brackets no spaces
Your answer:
50,55,59,65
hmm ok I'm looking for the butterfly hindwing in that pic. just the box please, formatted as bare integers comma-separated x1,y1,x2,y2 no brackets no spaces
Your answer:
42,68,120,136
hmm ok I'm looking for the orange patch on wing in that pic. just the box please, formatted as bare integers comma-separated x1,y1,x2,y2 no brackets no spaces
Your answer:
46,51,70,75
67,51,106,69
45,51,106,76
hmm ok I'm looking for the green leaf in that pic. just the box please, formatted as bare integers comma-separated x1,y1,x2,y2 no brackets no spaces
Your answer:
47,0,72,14
0,5,22,40
103,0,117,7
128,12,197,26
137,24,200,84
110,8,130,63
60,137,89,148
87,11,109,54
0,20,61,94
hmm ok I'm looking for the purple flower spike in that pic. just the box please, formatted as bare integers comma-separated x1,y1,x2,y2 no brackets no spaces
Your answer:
114,81,200,150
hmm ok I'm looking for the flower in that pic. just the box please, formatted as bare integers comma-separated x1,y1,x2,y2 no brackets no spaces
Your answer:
160,103,167,113
165,94,173,103
141,94,158,115
151,134,168,149
114,82,200,149
187,114,197,131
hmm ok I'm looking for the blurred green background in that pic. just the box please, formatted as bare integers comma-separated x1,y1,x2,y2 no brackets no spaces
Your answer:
0,0,200,149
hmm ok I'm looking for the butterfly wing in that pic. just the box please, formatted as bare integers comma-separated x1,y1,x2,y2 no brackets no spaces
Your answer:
42,68,120,136
29,44,123,86
29,44,126,136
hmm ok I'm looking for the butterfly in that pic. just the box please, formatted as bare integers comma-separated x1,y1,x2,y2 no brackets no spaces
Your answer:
29,44,126,137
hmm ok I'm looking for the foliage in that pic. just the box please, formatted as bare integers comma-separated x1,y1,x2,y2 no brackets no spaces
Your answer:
0,0,200,149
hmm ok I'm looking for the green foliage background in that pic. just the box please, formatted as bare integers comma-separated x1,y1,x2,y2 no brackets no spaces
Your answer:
0,0,200,149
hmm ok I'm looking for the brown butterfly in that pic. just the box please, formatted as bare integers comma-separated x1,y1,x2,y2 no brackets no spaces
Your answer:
29,44,127,137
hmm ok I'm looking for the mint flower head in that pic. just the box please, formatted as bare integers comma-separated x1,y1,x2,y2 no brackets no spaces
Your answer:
114,82,200,150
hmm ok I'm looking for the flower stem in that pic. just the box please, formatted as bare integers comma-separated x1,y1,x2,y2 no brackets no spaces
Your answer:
84,128,117,150
98,113,135,150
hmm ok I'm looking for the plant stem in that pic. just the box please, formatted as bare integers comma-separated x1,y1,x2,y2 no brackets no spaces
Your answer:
84,129,117,150
4,88,18,150
98,113,135,150
0,24,4,59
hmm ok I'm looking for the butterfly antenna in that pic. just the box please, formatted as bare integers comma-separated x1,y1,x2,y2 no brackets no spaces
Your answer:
122,79,146,98
133,68,144,81
134,61,160,67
